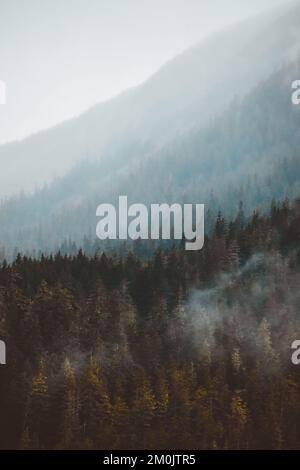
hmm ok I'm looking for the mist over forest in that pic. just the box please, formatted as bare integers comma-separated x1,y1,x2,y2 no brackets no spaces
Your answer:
0,57,300,259
0,2,300,259
0,0,300,452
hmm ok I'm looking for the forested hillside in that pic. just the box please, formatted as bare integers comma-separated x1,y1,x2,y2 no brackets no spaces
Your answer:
1,1,299,198
1,59,299,259
1,198,300,449
1,0,300,457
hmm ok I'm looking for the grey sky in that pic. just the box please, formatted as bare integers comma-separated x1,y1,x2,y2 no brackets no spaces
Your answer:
0,0,289,144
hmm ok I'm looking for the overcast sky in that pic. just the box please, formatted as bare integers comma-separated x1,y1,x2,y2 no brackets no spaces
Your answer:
0,0,289,144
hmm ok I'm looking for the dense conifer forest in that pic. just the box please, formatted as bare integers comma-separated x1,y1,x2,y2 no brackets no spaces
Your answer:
1,198,300,449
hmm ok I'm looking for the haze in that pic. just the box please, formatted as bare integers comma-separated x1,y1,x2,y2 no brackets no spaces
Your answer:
0,0,288,145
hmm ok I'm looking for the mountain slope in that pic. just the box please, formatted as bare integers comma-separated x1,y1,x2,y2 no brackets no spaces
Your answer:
0,57,300,257
0,1,300,197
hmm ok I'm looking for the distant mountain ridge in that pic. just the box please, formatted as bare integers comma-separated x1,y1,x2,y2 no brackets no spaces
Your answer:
0,1,300,197
1,2,300,258
1,56,300,258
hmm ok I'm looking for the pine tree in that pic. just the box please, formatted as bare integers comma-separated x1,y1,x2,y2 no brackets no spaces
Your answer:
80,358,112,448
27,357,49,449
58,358,80,449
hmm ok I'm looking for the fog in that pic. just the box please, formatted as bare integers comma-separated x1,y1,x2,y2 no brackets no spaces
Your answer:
0,0,299,257
0,0,289,145
186,252,300,371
